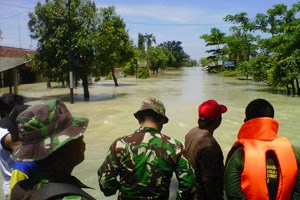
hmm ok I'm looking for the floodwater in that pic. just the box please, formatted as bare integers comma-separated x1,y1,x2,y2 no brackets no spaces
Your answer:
1,67,300,199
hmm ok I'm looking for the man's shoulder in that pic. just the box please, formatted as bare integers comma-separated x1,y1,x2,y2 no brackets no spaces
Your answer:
186,127,215,145
186,126,200,134
12,176,95,200
225,144,244,165
160,132,182,144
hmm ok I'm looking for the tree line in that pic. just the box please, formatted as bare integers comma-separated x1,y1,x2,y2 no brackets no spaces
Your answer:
27,0,196,99
200,2,300,95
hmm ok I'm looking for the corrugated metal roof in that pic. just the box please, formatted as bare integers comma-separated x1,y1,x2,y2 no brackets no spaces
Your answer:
0,57,28,72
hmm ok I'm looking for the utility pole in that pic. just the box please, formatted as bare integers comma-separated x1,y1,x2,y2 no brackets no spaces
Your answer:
18,24,21,48
68,0,74,104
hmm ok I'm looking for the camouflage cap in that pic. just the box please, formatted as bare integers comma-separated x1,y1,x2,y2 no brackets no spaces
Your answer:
11,99,89,162
134,98,169,124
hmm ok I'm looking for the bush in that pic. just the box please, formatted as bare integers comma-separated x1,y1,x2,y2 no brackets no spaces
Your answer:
106,72,113,80
137,68,149,79
221,70,239,77
122,63,136,76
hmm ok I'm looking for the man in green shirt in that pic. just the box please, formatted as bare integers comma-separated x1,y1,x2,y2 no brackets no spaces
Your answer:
98,98,195,199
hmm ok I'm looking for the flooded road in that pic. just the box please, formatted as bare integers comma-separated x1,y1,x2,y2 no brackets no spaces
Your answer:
2,67,300,199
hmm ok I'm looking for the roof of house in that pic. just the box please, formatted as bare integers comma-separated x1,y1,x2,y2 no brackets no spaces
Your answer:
0,46,36,58
0,46,36,73
0,57,29,72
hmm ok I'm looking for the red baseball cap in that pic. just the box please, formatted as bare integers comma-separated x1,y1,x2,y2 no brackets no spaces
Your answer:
198,100,227,122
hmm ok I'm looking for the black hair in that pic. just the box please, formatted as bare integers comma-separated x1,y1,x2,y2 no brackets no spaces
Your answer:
136,109,165,123
0,101,13,118
0,93,25,118
198,116,221,129
245,99,274,122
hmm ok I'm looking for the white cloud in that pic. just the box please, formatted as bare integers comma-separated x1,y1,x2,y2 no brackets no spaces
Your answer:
96,3,226,24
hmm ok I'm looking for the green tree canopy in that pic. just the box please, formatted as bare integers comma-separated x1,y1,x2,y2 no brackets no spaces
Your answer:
159,41,189,68
28,0,97,99
94,6,135,86
200,27,226,60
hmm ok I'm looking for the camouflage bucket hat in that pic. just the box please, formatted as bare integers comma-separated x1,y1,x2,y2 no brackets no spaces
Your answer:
134,98,169,124
11,99,89,162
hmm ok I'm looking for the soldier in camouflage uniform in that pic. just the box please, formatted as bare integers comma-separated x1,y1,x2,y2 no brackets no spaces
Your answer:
98,98,195,199
10,99,95,200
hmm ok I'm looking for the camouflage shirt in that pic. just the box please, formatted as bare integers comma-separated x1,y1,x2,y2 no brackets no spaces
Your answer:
98,127,195,199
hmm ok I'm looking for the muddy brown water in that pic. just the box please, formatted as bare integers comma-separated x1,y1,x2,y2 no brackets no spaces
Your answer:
2,67,300,199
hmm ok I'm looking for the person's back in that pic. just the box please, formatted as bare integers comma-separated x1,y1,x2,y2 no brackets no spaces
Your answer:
224,98,300,200
185,100,227,200
10,99,95,200
98,98,195,199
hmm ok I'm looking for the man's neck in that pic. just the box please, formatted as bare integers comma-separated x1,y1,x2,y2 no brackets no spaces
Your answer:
199,127,214,136
140,120,162,131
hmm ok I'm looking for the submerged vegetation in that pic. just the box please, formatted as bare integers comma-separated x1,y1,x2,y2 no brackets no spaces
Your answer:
200,2,300,95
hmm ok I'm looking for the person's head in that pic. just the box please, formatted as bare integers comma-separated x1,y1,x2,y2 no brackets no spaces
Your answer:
0,105,29,142
0,100,13,118
198,100,227,130
244,98,274,122
134,98,168,129
1,93,25,106
11,99,89,172
0,93,25,118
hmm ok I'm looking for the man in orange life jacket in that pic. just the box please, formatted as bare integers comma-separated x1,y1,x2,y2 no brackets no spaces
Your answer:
224,98,300,200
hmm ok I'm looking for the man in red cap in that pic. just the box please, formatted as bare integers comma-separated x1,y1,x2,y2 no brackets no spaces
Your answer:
185,99,227,200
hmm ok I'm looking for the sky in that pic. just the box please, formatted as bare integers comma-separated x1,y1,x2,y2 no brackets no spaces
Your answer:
0,0,298,60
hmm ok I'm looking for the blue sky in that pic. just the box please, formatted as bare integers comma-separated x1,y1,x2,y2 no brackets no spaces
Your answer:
0,0,297,60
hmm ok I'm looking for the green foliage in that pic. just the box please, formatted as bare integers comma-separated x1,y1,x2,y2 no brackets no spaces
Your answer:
94,6,135,84
236,60,253,79
148,46,169,73
249,54,270,83
252,3,300,94
159,41,189,68
221,70,239,77
200,57,212,66
122,60,136,76
29,1,135,92
28,0,97,95
200,28,226,60
137,67,149,79
106,72,113,80
184,59,197,67
199,2,300,95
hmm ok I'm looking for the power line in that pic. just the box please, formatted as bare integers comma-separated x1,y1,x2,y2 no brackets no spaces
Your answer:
0,11,29,21
125,21,231,26
0,2,32,10
24,0,39,4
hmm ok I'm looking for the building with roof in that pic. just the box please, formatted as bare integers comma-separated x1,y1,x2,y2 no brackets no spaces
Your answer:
0,46,37,94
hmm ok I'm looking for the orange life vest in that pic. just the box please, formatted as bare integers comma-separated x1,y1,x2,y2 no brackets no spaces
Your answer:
234,117,297,200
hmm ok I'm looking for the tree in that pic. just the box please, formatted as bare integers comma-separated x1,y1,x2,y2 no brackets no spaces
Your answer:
28,0,97,99
94,6,134,86
159,41,188,68
144,33,156,52
138,33,146,52
253,3,300,95
223,13,258,64
148,46,168,74
200,28,226,60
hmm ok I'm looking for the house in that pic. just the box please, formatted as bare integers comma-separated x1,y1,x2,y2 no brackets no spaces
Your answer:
0,46,36,94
